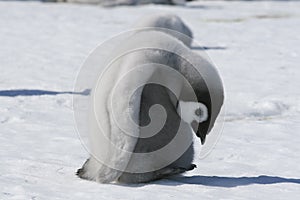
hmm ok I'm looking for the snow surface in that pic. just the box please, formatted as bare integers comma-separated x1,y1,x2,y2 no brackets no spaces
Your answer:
0,0,300,199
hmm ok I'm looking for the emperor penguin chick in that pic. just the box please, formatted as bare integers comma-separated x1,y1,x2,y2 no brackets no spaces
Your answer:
77,15,224,184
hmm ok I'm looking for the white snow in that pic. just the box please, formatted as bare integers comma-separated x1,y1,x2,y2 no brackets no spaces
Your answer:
0,0,300,199
65,0,187,6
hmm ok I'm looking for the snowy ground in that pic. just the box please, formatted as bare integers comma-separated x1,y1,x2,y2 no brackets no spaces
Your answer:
1,0,300,199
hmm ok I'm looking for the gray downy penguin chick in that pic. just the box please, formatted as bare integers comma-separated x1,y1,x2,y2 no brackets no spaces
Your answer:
77,16,223,184
134,13,193,47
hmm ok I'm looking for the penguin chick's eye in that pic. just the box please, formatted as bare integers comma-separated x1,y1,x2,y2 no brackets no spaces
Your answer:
195,108,202,116
176,101,208,124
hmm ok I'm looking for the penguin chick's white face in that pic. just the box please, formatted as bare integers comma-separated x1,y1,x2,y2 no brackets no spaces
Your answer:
177,101,208,126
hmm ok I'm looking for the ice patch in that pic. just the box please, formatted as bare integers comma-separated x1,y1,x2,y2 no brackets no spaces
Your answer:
249,100,289,118
226,99,290,122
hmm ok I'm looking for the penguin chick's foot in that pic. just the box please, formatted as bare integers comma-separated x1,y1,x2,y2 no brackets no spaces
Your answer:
161,164,197,176
186,163,197,171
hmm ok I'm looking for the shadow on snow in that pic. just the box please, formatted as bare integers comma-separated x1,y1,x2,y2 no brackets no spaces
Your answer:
121,175,300,188
0,89,90,97
165,175,300,187
191,46,227,51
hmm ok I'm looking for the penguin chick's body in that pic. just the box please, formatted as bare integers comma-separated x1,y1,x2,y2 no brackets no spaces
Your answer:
77,15,224,184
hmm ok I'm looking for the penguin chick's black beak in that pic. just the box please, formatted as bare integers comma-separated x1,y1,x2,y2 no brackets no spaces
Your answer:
191,120,206,145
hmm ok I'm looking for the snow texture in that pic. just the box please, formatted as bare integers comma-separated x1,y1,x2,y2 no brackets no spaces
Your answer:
63,0,187,6
0,0,300,199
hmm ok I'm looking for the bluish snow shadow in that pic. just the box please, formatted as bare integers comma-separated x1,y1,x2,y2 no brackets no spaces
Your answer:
0,89,90,97
168,175,300,187
111,175,300,188
191,46,227,51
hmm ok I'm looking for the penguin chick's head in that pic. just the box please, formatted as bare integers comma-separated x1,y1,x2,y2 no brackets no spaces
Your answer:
176,100,208,139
